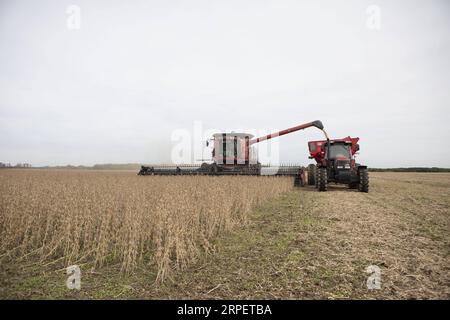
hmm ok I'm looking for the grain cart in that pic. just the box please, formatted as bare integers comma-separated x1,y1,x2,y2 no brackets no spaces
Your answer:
307,136,369,192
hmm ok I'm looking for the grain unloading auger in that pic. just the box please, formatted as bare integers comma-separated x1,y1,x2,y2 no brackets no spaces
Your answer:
138,120,327,184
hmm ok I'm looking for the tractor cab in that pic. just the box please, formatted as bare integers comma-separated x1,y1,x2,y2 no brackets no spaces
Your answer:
324,141,355,181
323,140,357,181
325,141,352,161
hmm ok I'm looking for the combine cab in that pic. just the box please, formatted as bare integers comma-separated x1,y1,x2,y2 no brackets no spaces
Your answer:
307,136,369,192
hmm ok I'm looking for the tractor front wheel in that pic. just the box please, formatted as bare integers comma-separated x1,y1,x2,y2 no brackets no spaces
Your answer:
318,167,327,192
307,164,316,185
358,168,369,193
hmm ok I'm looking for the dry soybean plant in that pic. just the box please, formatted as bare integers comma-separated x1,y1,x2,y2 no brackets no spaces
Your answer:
0,170,293,282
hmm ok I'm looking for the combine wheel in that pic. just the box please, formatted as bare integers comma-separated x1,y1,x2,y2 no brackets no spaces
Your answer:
210,163,219,174
294,176,301,187
307,164,316,185
200,162,210,173
318,167,327,192
358,168,369,193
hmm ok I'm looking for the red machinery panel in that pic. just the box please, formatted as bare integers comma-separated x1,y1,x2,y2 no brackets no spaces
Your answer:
308,136,359,163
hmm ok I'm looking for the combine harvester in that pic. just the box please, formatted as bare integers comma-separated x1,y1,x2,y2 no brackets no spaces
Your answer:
138,120,368,192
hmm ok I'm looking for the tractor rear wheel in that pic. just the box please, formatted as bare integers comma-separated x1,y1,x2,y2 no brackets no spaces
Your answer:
358,168,369,193
318,167,327,192
307,164,316,185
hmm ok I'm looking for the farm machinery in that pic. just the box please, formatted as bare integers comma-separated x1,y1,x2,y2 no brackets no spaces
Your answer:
306,137,369,192
138,120,369,192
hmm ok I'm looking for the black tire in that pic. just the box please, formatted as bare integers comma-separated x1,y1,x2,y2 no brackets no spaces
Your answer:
200,162,209,172
210,163,218,174
318,167,327,192
307,164,316,185
294,176,301,187
358,168,369,193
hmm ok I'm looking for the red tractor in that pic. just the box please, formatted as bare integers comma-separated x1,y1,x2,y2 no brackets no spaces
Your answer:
307,136,369,192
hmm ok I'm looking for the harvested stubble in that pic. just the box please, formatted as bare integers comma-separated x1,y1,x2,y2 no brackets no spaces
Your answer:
0,170,293,282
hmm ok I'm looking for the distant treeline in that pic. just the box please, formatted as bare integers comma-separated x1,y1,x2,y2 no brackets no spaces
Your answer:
0,162,32,168
369,167,450,172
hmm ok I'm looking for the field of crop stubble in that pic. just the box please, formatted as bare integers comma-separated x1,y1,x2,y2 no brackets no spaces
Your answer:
0,170,449,299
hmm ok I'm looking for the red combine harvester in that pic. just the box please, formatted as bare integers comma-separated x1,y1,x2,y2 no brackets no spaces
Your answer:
306,136,369,192
138,120,369,192
139,120,325,182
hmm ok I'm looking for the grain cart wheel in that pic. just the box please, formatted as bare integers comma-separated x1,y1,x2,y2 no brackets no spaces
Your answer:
318,167,327,191
358,168,369,193
307,164,316,185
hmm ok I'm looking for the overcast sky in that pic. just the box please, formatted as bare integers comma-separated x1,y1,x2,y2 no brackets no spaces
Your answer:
0,0,449,167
